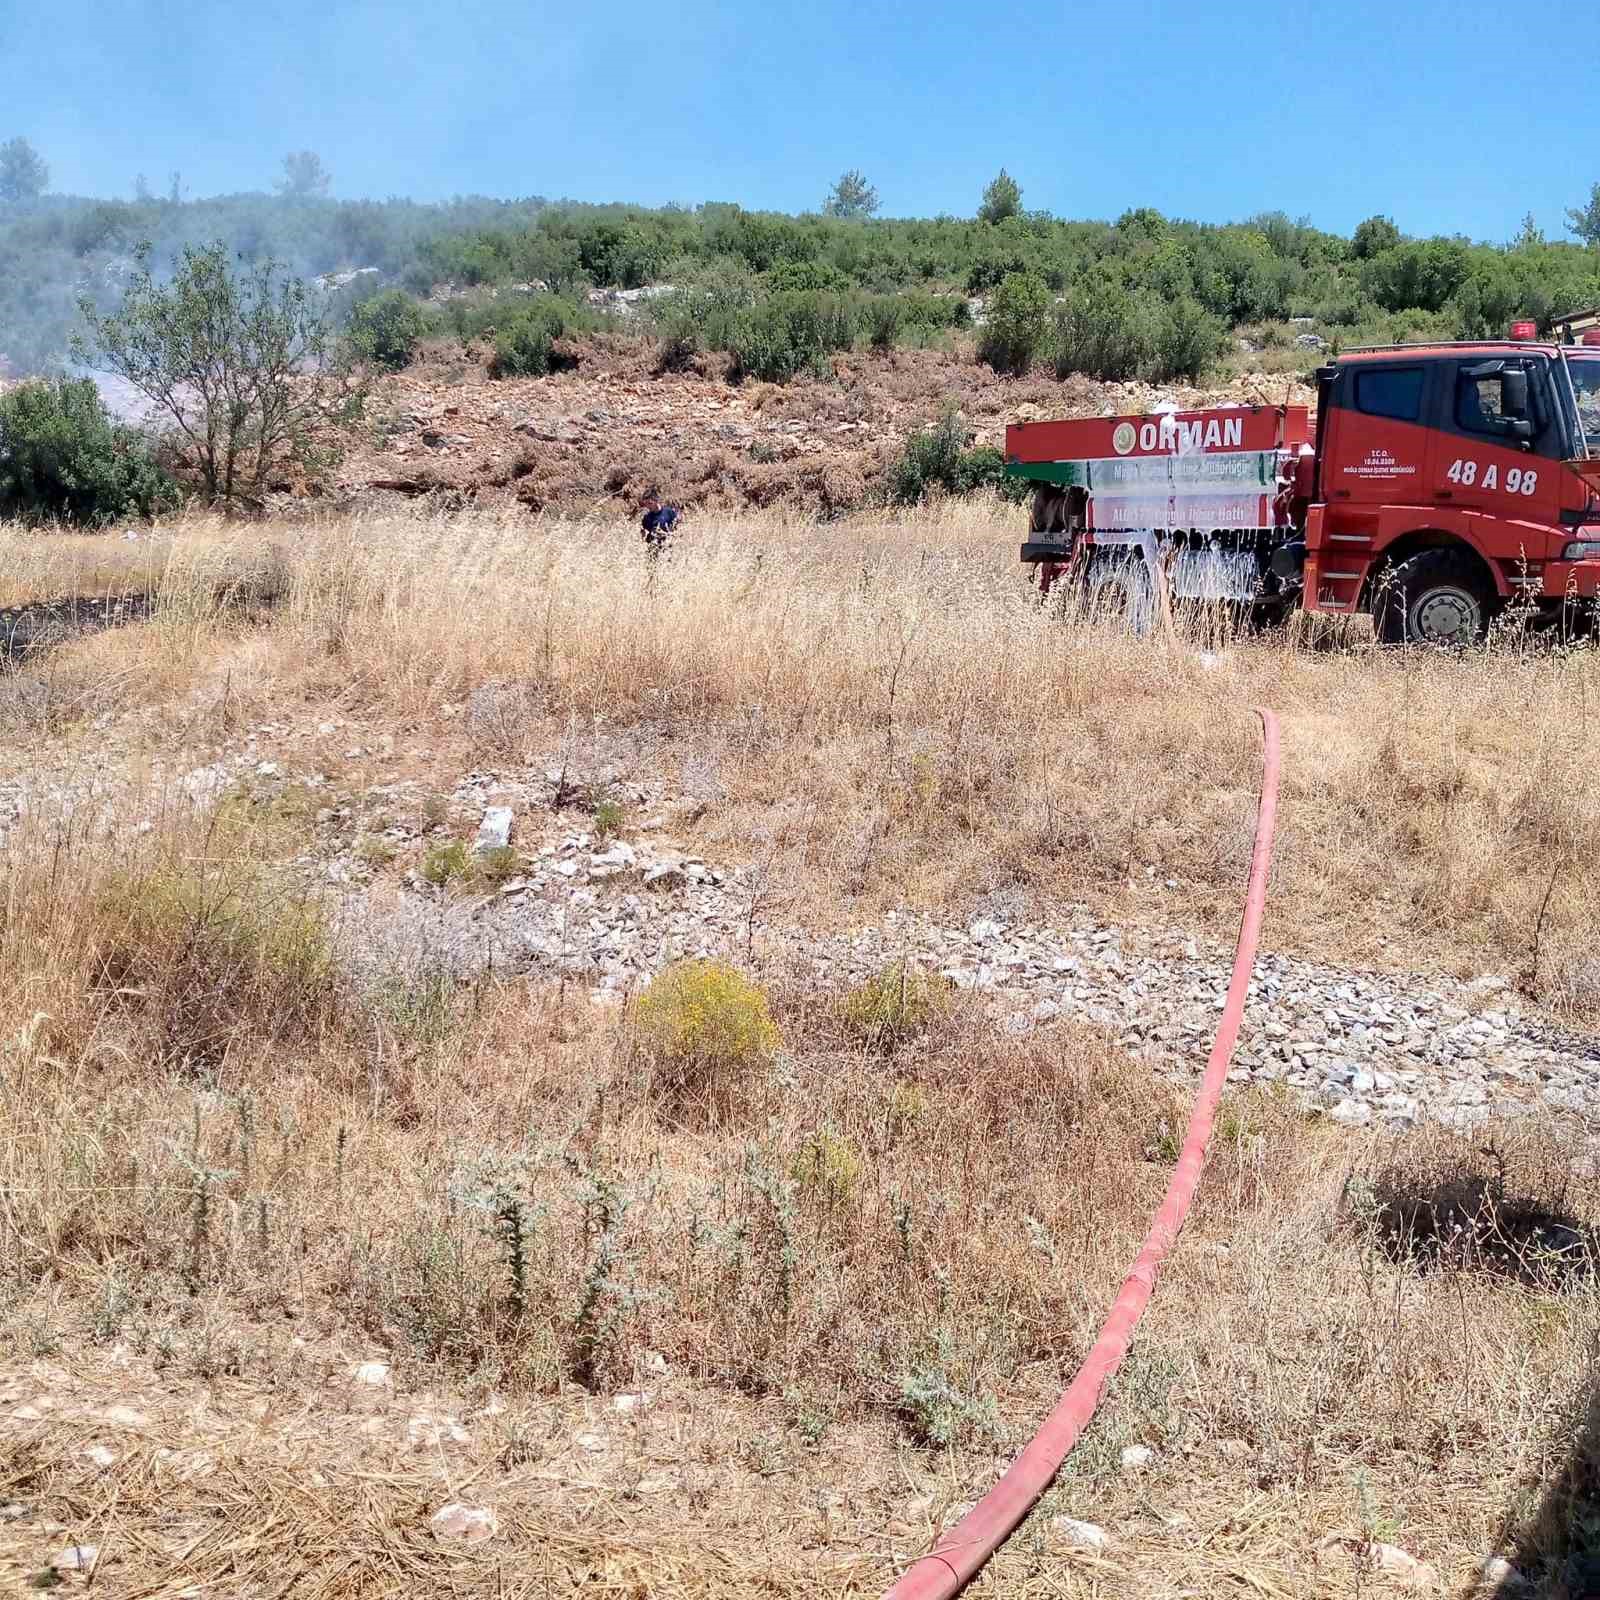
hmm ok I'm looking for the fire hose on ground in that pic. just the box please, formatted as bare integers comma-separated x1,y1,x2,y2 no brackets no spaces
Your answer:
882,707,1283,1600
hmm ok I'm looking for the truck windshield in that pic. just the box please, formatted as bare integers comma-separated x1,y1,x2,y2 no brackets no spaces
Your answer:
1573,358,1600,453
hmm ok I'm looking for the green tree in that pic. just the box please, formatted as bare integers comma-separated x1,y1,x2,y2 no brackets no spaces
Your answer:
978,270,1049,373
1568,182,1600,247
0,377,178,526
978,168,1022,225
276,150,331,200
1351,214,1401,260
823,169,880,219
0,136,48,208
76,241,351,507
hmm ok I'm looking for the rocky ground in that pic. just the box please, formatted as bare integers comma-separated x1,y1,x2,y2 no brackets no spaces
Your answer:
319,338,1316,519
19,710,1572,1146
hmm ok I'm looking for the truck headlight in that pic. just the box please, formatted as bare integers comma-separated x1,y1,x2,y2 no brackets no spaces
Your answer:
1563,541,1600,560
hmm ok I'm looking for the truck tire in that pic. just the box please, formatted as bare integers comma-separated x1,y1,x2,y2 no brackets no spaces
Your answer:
1084,551,1157,636
1373,548,1495,647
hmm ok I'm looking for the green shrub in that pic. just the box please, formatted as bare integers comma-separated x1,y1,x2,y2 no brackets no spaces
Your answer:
899,292,969,331
766,259,851,295
863,295,905,350
977,270,1050,373
1053,276,1154,380
0,377,179,526
653,261,759,369
1147,296,1228,382
791,1128,862,1205
840,962,948,1050
895,1351,1002,1448
633,959,779,1122
422,840,471,885
489,297,581,378
887,411,1029,505
346,288,432,371
730,290,860,383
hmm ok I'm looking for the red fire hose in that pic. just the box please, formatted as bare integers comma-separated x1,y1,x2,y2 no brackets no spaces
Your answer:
883,707,1282,1600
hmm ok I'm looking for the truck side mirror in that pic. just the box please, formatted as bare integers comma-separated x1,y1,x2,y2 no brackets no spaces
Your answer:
1503,369,1530,418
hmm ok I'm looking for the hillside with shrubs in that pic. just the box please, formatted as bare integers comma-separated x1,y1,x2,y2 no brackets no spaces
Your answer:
4,156,1600,382
1,149,1598,524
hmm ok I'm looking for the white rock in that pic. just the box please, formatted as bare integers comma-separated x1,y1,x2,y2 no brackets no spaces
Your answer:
1479,1555,1526,1589
430,1503,497,1543
102,1406,148,1429
575,1431,607,1452
1330,1098,1372,1127
612,1390,652,1414
52,1544,99,1573
1119,1445,1153,1470
81,1446,117,1469
475,806,513,853
351,1361,391,1386
1052,1516,1109,1551
1369,1542,1438,1588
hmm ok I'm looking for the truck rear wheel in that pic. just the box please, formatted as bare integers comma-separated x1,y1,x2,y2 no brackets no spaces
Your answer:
1083,551,1157,636
1373,548,1494,647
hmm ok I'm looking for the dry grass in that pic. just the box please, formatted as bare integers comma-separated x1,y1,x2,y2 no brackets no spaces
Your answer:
4,503,1600,1594
10,500,1599,986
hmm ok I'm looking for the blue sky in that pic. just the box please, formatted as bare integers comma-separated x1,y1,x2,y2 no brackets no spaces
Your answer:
2,0,1594,241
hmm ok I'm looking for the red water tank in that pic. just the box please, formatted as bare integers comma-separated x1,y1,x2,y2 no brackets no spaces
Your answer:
1583,329,1600,348
1510,320,1538,340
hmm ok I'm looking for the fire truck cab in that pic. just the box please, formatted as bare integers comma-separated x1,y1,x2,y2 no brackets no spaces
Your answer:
1297,336,1600,641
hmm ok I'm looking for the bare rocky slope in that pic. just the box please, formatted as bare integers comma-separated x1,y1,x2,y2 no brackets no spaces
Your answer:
319,338,1315,519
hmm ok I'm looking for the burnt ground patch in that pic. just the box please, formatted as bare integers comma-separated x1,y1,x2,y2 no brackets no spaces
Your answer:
1349,1148,1597,1291
0,593,155,666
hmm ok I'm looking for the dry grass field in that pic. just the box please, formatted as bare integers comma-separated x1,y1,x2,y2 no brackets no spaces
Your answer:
3,504,1600,1596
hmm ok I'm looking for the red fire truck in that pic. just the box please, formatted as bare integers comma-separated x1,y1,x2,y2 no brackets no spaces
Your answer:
1007,326,1600,643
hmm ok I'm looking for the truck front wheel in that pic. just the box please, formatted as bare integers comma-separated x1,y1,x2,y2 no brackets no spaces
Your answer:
1373,549,1495,647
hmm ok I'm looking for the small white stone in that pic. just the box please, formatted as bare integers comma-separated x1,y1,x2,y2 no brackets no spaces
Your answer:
1119,1445,1153,1470
575,1431,607,1453
52,1544,99,1573
1369,1542,1437,1589
1052,1516,1109,1551
612,1390,652,1414
430,1503,497,1543
1479,1555,1526,1589
351,1361,391,1386
81,1446,117,1469
102,1406,148,1429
